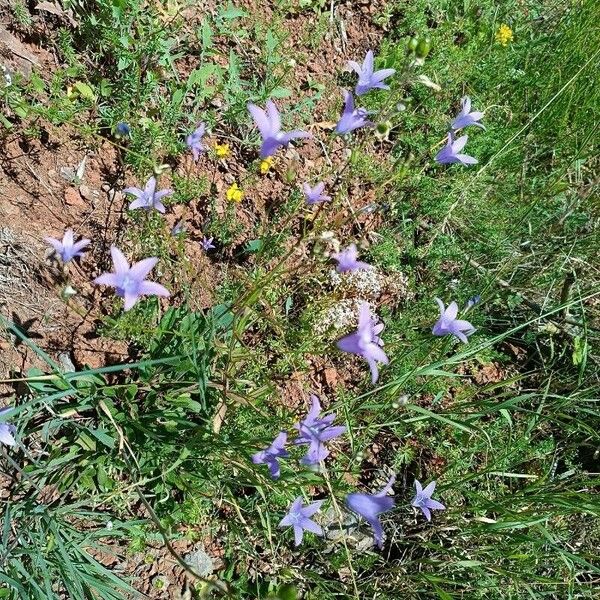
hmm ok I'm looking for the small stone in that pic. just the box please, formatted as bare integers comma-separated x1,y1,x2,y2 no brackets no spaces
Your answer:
184,546,216,577
64,186,85,208
79,184,97,201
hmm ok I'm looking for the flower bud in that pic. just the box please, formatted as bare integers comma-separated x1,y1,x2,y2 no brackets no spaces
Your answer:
407,37,418,53
375,120,393,142
416,36,432,59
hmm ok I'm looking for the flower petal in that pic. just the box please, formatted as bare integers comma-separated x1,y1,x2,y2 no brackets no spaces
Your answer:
110,246,130,274
138,281,170,298
248,103,271,137
129,257,159,281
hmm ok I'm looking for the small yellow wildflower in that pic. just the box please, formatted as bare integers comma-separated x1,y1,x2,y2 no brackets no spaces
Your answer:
259,157,273,175
226,182,244,203
496,24,513,46
215,142,231,158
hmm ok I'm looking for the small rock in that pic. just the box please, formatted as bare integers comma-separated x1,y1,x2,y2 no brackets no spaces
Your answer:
64,186,85,208
78,184,97,202
184,546,217,577
59,166,76,182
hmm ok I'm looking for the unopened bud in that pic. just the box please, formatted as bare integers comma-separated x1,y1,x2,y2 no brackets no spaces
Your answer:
416,36,432,59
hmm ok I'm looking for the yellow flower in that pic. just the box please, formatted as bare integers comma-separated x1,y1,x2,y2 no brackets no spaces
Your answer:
226,182,244,203
259,157,273,175
215,142,231,158
496,24,513,46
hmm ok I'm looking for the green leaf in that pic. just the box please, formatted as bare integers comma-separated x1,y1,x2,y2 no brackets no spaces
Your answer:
89,428,115,449
73,81,96,101
245,239,263,253
270,86,291,98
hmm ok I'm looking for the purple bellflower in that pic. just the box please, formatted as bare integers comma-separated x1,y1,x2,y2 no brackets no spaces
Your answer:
0,407,16,447
247,100,311,158
279,497,324,546
201,237,215,251
115,122,131,138
332,243,371,273
44,228,90,263
466,294,481,310
451,96,485,131
171,220,186,236
94,246,170,311
432,298,476,343
345,474,395,548
123,176,173,213
186,123,207,161
335,90,373,135
435,134,478,166
412,479,445,521
337,302,388,384
252,432,289,479
303,182,331,205
294,395,346,465
348,50,396,96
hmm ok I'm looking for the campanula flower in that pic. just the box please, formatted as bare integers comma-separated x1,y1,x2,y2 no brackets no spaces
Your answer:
348,50,395,96
123,176,173,213
451,96,485,131
115,122,131,139
466,295,481,310
337,302,388,384
345,474,395,548
251,432,289,479
44,228,90,263
294,395,346,465
435,134,478,166
171,220,186,236
94,246,170,311
303,182,331,205
411,480,445,521
247,100,311,158
186,122,207,161
0,407,16,447
201,237,215,251
432,298,476,343
279,497,324,546
335,90,373,135
332,243,370,273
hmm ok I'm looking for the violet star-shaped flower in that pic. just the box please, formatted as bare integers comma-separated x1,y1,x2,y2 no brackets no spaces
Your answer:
303,182,331,205
332,243,371,273
279,497,324,546
0,407,16,447
251,431,289,479
247,100,311,158
171,220,186,236
44,228,90,263
435,134,478,166
294,395,346,465
432,298,476,343
201,237,215,251
115,122,131,138
337,302,388,384
411,480,445,521
335,90,373,135
123,176,173,213
345,474,395,548
451,96,485,131
93,246,170,311
348,50,396,96
186,122,207,161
